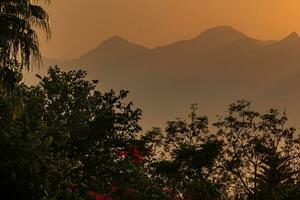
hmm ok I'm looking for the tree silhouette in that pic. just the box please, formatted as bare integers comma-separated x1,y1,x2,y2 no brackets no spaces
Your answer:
0,0,50,69
154,104,224,200
214,100,300,200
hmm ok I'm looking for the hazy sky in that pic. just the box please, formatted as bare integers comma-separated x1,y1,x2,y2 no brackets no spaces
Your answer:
40,0,300,59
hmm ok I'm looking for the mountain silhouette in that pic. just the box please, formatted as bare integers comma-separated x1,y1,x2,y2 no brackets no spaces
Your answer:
30,26,300,128
57,26,300,78
77,35,150,66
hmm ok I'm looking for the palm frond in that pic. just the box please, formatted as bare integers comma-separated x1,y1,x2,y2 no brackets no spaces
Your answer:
0,0,51,69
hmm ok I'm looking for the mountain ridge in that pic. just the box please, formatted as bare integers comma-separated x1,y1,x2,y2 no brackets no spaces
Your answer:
43,26,300,65
33,26,300,129
66,26,300,71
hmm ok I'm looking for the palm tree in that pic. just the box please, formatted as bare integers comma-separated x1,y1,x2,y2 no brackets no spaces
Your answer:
0,0,51,70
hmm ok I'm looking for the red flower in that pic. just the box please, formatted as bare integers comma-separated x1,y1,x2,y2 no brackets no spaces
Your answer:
88,191,113,200
118,150,128,158
133,147,139,156
130,145,143,164
132,153,143,164
110,185,118,193
118,145,143,165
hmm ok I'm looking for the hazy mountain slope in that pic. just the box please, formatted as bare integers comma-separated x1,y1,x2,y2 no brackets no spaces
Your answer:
25,26,300,128
262,32,300,67
73,36,150,68
23,57,60,85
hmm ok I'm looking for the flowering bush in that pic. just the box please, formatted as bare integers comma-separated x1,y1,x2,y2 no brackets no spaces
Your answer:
3,67,299,200
118,144,143,165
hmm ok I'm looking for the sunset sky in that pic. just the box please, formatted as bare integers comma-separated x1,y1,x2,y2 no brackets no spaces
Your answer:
41,0,300,60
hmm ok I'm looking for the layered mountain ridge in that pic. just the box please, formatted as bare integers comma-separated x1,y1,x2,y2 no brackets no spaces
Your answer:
30,26,300,128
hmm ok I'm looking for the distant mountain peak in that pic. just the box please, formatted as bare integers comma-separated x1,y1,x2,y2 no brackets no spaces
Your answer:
282,32,300,42
198,26,247,39
202,25,239,32
194,26,248,47
88,35,148,51
101,35,129,45
77,35,149,63
275,32,300,48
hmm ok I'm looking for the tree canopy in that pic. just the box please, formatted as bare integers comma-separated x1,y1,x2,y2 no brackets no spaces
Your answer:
1,69,300,200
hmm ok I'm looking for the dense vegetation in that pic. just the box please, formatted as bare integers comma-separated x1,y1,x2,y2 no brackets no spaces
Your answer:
0,66,300,200
1,1,300,200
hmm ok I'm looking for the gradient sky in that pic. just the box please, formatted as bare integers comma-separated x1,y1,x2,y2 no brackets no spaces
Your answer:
40,0,300,60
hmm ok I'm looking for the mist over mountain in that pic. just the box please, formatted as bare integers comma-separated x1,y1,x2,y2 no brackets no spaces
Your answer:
29,26,300,128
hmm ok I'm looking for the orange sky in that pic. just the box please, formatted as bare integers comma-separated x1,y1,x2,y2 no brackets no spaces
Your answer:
40,0,300,60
